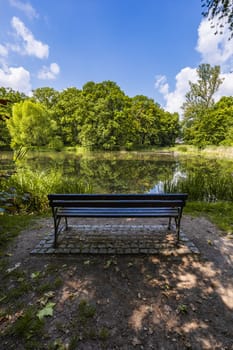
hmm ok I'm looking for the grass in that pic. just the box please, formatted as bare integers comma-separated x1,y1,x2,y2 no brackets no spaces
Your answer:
185,201,233,235
166,144,233,159
0,214,35,256
1,167,92,212
164,171,233,202
5,305,45,349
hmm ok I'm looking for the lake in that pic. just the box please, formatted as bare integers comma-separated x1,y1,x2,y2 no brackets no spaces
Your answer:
1,150,233,201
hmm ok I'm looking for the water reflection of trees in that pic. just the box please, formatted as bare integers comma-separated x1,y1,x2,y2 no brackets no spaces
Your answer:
11,152,177,193
5,151,233,196
74,159,178,193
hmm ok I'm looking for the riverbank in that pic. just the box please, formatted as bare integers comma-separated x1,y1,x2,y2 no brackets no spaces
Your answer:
154,145,233,160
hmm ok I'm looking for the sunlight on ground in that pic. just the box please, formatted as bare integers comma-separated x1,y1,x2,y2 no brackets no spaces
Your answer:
182,320,208,332
177,272,197,289
58,280,91,308
215,283,233,309
198,335,224,350
128,304,150,331
128,302,178,332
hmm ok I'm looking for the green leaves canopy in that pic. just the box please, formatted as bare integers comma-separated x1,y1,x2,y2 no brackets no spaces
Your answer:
3,81,179,151
7,100,53,149
182,64,226,147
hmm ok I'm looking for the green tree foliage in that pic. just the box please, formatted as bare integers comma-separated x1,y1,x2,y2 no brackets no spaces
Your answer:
0,87,26,148
209,96,233,145
32,87,59,109
71,82,179,150
78,81,130,149
32,87,63,150
7,100,52,149
182,64,223,147
1,81,181,150
159,111,180,146
53,87,81,145
202,0,233,38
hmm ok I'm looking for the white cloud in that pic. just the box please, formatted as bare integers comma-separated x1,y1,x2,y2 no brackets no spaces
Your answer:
9,0,39,20
215,72,233,100
196,17,233,69
155,75,169,95
0,44,8,57
0,65,31,94
155,17,233,115
38,62,60,80
155,68,197,114
11,16,49,59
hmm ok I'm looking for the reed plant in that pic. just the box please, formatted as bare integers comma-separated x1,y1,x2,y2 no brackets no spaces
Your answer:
164,172,233,202
2,168,92,212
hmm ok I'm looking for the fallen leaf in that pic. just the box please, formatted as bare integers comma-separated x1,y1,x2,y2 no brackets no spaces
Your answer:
37,302,56,320
38,291,55,306
31,271,41,279
104,260,112,269
84,260,90,265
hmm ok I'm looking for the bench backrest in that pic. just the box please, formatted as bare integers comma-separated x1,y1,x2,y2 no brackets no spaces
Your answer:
48,193,188,208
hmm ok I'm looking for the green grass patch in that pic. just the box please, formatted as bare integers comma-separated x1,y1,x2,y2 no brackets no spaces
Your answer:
167,144,233,159
5,305,45,343
78,300,96,324
185,201,233,235
0,214,35,255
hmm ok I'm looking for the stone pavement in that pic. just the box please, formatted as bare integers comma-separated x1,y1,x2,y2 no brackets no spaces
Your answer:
31,223,200,256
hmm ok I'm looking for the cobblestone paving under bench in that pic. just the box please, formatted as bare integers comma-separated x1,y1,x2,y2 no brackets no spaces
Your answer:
31,224,200,256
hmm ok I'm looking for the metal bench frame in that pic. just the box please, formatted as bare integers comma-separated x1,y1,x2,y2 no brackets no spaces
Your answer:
48,193,188,248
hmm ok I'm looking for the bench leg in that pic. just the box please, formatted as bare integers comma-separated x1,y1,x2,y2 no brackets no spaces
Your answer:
168,217,172,230
54,216,61,248
175,217,181,245
52,216,68,248
65,217,68,230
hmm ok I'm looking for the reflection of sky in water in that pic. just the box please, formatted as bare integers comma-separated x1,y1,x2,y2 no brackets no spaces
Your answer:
148,181,164,193
148,171,187,193
171,171,187,184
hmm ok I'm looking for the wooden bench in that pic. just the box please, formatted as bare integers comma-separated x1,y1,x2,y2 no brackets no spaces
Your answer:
48,193,188,248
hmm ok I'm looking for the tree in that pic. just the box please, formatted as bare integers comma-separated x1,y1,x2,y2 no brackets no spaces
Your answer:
0,87,26,148
32,87,59,110
78,81,128,149
201,0,233,38
182,64,223,146
209,96,233,145
7,100,52,149
158,111,180,147
53,87,81,146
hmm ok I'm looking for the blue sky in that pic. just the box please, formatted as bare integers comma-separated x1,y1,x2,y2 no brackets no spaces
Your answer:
1,0,233,114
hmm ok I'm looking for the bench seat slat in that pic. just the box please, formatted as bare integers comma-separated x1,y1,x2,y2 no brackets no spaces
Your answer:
48,194,188,200
57,208,179,217
51,200,185,208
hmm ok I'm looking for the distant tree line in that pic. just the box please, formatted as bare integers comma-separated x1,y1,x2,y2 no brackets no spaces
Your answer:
0,65,233,151
0,81,180,150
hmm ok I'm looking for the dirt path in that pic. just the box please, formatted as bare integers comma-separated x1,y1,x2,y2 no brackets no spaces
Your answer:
1,216,233,350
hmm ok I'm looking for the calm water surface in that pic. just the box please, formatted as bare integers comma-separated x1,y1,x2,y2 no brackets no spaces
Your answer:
1,150,233,196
